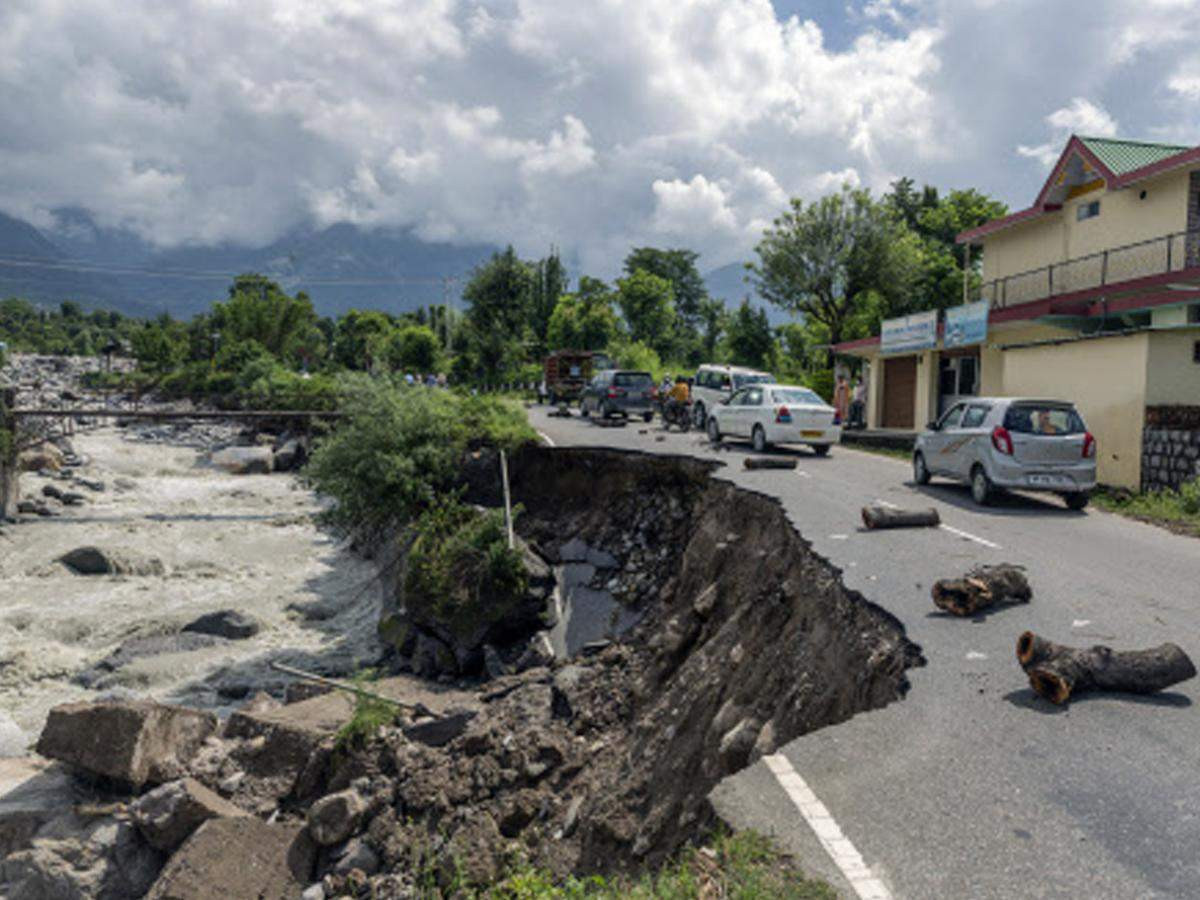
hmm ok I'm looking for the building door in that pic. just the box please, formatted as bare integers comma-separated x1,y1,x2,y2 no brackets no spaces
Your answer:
882,356,917,429
938,350,980,416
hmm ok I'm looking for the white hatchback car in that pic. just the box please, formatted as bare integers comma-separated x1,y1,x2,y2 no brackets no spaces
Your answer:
706,383,842,454
690,364,776,428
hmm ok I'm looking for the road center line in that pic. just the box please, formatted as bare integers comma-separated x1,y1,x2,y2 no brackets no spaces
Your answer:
763,754,893,900
536,430,556,447
874,499,1001,549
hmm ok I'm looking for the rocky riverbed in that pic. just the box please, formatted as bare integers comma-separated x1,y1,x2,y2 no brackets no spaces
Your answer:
0,423,385,756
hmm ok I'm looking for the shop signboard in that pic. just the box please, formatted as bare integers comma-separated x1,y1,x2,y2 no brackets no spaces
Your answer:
944,300,989,349
880,310,937,354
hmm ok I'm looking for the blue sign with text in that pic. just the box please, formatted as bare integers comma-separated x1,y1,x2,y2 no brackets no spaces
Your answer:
880,310,937,354
944,300,989,349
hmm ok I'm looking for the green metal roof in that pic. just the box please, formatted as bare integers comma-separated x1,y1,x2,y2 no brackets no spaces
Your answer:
1079,136,1191,176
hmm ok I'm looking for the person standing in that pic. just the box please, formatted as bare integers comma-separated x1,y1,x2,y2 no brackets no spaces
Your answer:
833,373,850,423
850,377,866,428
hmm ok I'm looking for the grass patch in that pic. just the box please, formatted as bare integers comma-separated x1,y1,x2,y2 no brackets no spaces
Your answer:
333,670,398,753
1092,479,1200,538
488,829,836,899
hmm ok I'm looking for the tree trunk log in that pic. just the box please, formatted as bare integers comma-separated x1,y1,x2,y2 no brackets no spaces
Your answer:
744,457,797,470
931,564,1030,616
861,504,940,529
1016,631,1197,705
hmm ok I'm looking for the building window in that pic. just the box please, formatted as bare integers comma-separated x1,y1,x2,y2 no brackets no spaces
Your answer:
1077,200,1101,221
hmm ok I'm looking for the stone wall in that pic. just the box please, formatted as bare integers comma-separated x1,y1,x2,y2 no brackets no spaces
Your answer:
1142,405,1200,491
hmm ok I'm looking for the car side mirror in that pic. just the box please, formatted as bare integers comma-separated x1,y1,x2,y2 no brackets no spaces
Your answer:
926,421,940,431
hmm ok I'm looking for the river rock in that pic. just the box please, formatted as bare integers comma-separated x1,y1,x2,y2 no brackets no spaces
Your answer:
58,545,165,576
145,817,317,899
211,446,274,475
0,758,82,858
131,777,248,852
17,444,63,472
181,609,260,640
36,699,218,789
307,789,367,846
272,437,308,473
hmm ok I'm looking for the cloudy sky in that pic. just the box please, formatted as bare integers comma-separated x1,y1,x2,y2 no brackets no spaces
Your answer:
1,0,1198,276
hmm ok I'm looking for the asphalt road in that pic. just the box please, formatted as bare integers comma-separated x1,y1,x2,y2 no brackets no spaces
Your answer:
530,406,1200,899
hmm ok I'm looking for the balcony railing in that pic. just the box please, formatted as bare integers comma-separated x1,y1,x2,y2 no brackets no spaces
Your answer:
970,227,1200,309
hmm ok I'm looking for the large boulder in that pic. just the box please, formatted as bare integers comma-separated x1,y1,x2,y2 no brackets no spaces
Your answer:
210,446,274,475
58,545,165,576
145,817,316,900
181,610,260,640
272,437,308,473
306,789,367,847
36,700,218,790
17,444,64,473
131,777,248,852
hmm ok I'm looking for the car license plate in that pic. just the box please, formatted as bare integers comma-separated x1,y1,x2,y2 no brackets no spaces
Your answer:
1028,474,1065,487
801,429,823,438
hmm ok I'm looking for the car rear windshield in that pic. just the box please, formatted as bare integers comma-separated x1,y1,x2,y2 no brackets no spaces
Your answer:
732,372,775,389
613,371,653,387
1003,404,1085,435
771,388,824,406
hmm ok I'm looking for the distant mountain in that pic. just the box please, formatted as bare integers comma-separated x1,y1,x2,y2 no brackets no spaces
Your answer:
0,209,500,320
702,261,794,326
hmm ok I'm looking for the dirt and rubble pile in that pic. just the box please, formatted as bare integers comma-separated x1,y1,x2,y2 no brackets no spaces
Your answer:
3,447,923,898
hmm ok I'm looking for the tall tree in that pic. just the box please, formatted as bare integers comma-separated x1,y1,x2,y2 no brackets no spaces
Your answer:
697,297,728,362
748,186,920,350
623,247,707,325
333,309,395,371
546,276,620,351
724,300,773,368
530,248,569,356
211,274,319,365
462,247,535,377
616,269,676,359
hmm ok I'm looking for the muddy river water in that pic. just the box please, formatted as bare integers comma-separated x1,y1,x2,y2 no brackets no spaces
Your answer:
0,426,385,755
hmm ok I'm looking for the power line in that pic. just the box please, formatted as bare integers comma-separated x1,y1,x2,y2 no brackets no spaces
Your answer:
0,252,466,288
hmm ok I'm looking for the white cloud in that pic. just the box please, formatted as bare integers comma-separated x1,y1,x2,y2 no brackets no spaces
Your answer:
1017,98,1118,168
0,0,1198,280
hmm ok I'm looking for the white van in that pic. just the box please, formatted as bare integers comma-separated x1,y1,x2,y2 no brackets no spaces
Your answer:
690,364,776,428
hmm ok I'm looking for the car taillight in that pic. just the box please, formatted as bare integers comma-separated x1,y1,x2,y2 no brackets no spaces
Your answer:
607,387,619,398
832,411,841,425
1082,431,1096,459
775,406,792,424
991,425,1013,455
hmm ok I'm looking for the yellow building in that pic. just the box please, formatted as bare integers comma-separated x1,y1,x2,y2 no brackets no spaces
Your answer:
837,135,1200,490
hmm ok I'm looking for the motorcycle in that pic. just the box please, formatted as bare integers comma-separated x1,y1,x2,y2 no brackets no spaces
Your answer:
658,398,693,432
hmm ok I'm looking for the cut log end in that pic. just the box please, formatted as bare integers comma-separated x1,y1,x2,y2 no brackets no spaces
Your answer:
1017,631,1196,705
1028,667,1073,705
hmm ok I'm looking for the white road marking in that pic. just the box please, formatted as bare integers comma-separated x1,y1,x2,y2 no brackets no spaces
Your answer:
1072,619,1091,628
966,651,988,660
764,754,893,900
797,470,812,478
829,534,849,540
873,499,1002,549
536,430,556,447
938,523,1001,549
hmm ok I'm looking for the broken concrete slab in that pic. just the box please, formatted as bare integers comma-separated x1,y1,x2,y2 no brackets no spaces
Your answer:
36,699,218,789
131,777,248,852
145,817,316,899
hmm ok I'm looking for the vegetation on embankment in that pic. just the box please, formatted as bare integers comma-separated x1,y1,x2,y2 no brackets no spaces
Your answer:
1093,479,1200,538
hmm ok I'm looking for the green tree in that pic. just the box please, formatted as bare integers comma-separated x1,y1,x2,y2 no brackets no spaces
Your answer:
697,297,728,361
461,247,535,378
724,300,773,368
616,269,676,359
131,319,186,375
211,274,318,365
623,247,707,325
529,249,568,358
387,325,441,373
334,309,396,371
546,276,620,351
749,185,921,350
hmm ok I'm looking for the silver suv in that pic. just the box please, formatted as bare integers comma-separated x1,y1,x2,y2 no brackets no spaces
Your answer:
690,364,776,428
913,398,1097,508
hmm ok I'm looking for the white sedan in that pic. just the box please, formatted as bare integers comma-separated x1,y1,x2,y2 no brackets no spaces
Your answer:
705,383,842,455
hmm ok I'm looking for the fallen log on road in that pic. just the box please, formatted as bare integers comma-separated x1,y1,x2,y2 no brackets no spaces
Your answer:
744,457,797,470
861,504,940,529
932,564,1030,616
1016,631,1197,705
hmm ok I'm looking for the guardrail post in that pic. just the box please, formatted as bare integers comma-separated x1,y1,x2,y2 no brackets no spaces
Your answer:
0,387,18,519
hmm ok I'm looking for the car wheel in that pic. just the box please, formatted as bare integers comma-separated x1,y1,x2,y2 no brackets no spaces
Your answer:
752,425,768,453
913,451,930,485
692,402,706,429
1064,492,1090,511
579,399,590,418
707,416,721,444
970,465,993,506
548,391,557,406
811,444,830,457
643,411,653,423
